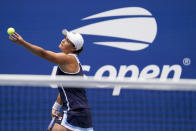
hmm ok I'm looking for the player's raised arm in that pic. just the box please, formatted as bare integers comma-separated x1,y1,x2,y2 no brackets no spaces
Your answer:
9,32,75,64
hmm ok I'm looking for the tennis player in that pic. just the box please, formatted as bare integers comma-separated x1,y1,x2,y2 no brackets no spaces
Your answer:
9,29,93,131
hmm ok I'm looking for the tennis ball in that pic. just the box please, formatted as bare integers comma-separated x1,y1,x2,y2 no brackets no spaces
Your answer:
7,27,15,35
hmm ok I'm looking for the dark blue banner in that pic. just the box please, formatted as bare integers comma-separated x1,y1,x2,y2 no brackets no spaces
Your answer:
0,0,195,131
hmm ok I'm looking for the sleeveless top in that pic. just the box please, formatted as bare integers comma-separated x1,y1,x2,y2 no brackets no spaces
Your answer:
56,54,90,111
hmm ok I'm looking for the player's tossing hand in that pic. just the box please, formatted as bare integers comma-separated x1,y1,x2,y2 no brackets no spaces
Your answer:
9,32,25,45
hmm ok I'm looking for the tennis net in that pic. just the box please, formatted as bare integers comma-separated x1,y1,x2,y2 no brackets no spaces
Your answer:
0,74,195,131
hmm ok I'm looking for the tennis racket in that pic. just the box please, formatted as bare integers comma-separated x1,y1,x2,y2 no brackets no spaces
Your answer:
47,112,58,131
47,116,56,131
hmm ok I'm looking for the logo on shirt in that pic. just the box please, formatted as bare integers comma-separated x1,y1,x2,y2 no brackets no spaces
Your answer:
71,7,157,51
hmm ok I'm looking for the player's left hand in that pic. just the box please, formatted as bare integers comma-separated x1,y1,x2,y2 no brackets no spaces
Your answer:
9,32,25,45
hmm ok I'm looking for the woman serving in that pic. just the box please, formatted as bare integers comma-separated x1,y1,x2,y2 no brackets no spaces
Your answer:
9,29,93,131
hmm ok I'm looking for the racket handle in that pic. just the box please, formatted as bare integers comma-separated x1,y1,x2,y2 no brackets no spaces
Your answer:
47,116,56,131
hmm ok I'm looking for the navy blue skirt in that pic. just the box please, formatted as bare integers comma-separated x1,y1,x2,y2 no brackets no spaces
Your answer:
56,108,93,131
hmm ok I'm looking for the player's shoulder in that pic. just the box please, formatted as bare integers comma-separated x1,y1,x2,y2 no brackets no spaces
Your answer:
56,52,74,58
57,53,78,64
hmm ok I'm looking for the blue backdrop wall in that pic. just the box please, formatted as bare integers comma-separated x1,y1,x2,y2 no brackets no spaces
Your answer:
0,0,195,131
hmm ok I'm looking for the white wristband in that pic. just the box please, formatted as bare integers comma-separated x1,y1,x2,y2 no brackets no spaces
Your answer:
52,102,62,111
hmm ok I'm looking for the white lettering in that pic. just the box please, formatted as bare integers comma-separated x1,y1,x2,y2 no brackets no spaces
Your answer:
82,65,91,72
139,65,160,80
95,65,117,79
118,65,139,80
59,64,183,96
51,66,58,88
160,65,182,80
